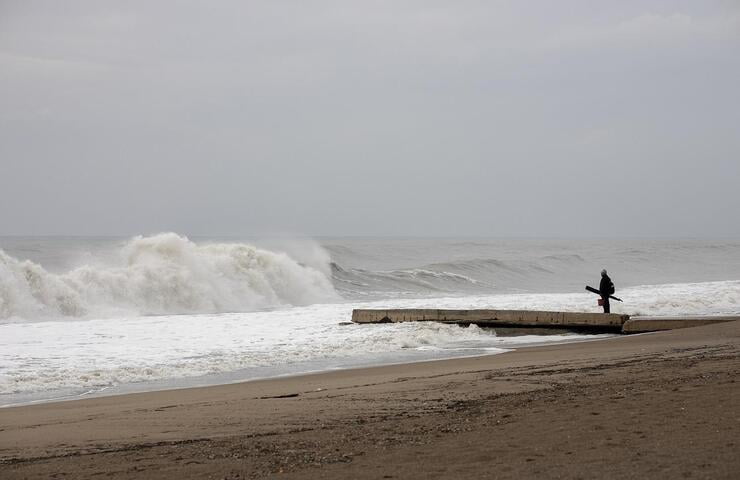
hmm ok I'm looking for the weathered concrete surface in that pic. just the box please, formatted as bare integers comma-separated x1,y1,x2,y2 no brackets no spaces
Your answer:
622,316,740,334
351,309,629,331
351,310,740,334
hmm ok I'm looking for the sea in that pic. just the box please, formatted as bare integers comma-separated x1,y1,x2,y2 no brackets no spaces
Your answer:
1,234,739,406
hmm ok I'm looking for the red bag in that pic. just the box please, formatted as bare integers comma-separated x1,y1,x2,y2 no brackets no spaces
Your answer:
597,298,604,306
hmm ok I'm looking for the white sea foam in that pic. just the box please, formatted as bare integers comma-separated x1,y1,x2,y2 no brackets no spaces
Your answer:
2,236,739,405
0,305,506,398
460,280,740,317
1,279,737,401
0,233,338,320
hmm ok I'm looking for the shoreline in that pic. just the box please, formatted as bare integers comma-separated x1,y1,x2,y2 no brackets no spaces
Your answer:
1,320,738,478
0,330,614,409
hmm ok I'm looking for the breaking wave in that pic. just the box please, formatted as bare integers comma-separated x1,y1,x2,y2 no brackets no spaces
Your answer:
0,233,338,320
329,254,588,297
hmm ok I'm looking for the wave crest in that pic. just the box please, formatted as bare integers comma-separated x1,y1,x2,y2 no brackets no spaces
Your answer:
0,233,338,320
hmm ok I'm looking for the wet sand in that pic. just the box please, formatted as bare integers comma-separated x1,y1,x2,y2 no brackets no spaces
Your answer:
1,321,739,479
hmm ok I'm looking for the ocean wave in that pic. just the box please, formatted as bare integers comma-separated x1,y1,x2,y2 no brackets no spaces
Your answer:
329,255,578,296
0,233,338,320
2,278,737,400
0,316,505,396
331,265,495,296
539,254,585,262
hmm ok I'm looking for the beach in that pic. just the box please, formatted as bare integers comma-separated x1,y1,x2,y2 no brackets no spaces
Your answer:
4,1,740,477
2,320,738,479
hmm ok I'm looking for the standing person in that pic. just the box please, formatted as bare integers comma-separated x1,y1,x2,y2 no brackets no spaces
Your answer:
599,269,615,313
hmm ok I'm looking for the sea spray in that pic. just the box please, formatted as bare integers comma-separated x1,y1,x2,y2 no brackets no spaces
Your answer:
0,233,338,320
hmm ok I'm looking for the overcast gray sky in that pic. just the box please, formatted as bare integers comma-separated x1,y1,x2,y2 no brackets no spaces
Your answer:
1,1,739,237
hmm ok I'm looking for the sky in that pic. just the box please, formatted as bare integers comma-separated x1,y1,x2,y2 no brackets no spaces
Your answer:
1,1,739,237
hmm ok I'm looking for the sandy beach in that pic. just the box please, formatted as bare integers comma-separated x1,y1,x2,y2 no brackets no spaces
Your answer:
1,320,738,479
4,1,740,478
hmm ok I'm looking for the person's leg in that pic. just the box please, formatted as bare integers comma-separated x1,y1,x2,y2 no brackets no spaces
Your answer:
604,297,610,313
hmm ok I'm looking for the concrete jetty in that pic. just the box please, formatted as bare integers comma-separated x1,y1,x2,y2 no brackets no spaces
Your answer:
352,309,629,332
351,309,739,334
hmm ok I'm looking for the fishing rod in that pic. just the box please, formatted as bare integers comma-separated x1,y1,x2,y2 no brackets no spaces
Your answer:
585,285,623,302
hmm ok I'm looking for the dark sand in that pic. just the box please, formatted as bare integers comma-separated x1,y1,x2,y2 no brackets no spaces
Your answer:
1,321,739,479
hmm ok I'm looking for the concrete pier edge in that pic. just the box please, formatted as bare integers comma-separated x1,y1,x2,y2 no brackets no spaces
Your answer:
351,309,739,334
